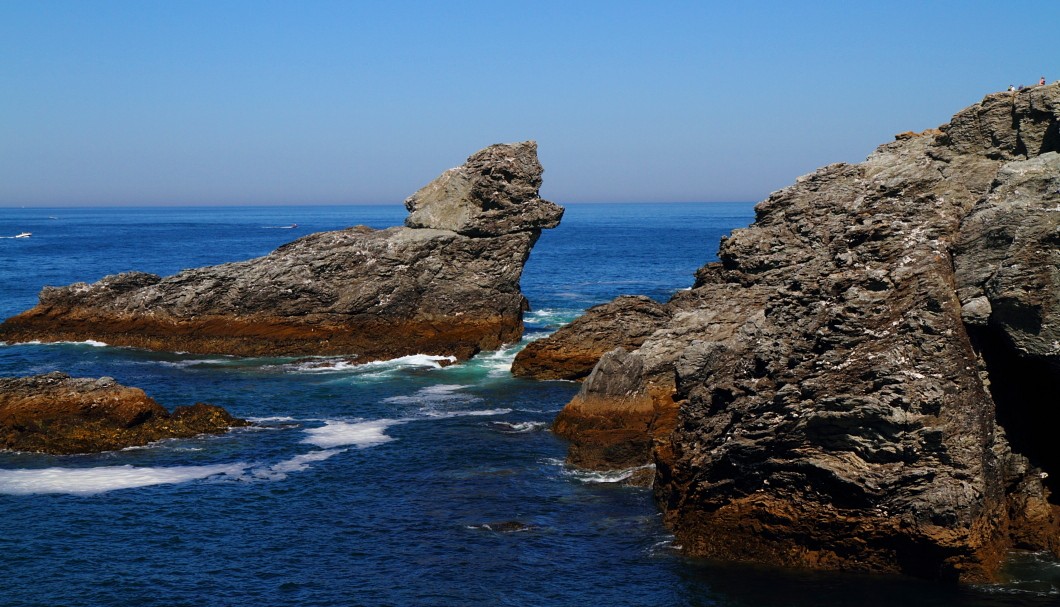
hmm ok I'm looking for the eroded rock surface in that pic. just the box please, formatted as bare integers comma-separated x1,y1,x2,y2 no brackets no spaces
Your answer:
0,142,562,361
511,295,671,380
545,86,1060,581
0,372,248,454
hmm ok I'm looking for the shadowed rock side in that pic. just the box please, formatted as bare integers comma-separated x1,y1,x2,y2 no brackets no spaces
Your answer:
0,372,248,454
533,85,1060,581
0,142,563,361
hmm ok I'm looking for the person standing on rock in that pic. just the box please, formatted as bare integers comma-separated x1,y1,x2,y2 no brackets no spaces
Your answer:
1041,76,1047,86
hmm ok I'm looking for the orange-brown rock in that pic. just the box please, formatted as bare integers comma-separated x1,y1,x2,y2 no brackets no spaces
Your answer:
0,372,249,454
552,348,678,472
511,295,671,380
0,142,563,361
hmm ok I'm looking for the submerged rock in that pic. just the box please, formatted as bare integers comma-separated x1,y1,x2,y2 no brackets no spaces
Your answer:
0,372,248,454
0,142,563,361
541,85,1060,581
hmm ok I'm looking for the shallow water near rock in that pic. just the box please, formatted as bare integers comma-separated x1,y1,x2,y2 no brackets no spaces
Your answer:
1,203,1057,606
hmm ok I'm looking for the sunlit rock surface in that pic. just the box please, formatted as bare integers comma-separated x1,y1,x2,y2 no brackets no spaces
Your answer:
0,142,563,361
535,86,1060,581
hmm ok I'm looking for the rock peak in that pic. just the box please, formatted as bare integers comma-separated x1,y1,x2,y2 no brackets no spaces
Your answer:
0,143,564,360
404,141,564,236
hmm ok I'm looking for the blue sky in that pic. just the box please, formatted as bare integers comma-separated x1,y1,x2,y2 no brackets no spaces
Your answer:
1,1,1055,206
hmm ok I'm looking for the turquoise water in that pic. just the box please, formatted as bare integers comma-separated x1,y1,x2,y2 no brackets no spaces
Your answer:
0,203,1057,606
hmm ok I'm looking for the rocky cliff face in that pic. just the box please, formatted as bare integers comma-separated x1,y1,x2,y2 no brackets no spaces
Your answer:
0,372,248,454
0,142,563,360
529,86,1060,581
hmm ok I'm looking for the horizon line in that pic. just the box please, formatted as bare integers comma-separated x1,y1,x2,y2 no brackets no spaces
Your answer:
0,200,758,209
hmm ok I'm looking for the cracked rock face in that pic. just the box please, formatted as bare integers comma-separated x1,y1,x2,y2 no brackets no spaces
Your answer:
0,372,248,454
530,86,1060,581
0,142,562,361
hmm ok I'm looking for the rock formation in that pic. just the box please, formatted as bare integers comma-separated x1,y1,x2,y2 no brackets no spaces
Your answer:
0,372,248,454
0,142,563,361
531,85,1060,581
511,295,671,380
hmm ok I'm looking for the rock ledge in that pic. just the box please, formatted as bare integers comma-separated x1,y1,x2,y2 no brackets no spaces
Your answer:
0,372,248,454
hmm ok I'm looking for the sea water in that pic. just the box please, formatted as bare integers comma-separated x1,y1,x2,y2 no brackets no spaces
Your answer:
0,204,1057,607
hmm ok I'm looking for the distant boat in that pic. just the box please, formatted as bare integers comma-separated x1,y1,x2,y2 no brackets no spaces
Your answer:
14,232,31,238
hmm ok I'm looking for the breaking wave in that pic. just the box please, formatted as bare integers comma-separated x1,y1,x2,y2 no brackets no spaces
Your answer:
491,420,549,434
544,458,656,484
301,419,399,449
0,463,247,495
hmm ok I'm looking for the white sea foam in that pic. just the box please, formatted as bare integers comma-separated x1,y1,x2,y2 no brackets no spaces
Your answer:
0,463,247,495
252,449,347,480
17,339,109,347
421,408,512,419
567,464,655,484
647,538,683,557
301,419,399,448
157,358,231,369
547,459,656,484
472,344,523,377
524,308,577,325
284,359,361,373
285,354,457,375
383,384,472,405
245,416,297,423
0,415,407,495
361,354,456,369
491,421,548,433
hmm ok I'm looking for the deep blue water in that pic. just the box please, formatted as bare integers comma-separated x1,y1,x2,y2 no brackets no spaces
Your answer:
0,204,1057,607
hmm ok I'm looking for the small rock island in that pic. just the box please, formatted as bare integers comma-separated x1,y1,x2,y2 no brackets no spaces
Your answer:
519,85,1060,581
0,142,563,362
0,372,248,454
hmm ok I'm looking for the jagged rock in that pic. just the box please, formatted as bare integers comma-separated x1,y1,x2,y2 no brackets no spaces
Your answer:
0,372,248,454
0,142,563,361
511,295,671,380
552,348,678,472
548,85,1060,581
405,142,563,236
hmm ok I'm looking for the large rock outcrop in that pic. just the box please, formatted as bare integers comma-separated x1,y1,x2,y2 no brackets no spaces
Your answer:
0,372,248,454
534,85,1060,581
0,142,563,360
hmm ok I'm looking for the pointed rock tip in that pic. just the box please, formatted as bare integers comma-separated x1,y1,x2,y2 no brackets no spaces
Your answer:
404,141,563,237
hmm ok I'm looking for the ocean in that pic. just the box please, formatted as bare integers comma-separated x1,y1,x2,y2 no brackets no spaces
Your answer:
0,203,1057,606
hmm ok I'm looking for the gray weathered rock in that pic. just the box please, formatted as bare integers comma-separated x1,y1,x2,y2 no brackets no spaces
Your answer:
545,85,1060,581
0,142,563,361
405,141,563,236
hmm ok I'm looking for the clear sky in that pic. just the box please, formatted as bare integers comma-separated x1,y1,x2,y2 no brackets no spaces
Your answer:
1,1,1056,206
